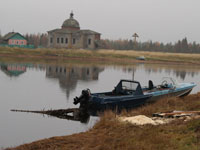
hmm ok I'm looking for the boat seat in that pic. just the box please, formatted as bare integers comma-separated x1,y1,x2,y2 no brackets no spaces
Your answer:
148,80,154,90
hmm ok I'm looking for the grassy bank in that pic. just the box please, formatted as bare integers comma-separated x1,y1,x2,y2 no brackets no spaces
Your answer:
6,93,200,150
0,47,200,65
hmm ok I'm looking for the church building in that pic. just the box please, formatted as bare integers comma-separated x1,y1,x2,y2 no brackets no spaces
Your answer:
47,12,101,49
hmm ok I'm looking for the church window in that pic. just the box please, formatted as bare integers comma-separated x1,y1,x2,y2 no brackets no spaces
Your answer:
61,38,64,43
73,38,76,44
88,39,91,45
57,38,60,43
50,37,53,43
65,38,68,44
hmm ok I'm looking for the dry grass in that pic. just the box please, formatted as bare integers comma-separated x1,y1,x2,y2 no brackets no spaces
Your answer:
0,47,200,64
97,49,200,63
6,93,200,150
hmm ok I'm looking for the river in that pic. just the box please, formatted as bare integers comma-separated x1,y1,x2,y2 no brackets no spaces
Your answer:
0,61,199,148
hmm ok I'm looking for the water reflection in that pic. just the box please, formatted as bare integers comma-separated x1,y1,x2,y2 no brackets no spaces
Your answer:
46,65,104,99
0,64,26,77
1,61,200,148
122,64,199,81
11,108,91,124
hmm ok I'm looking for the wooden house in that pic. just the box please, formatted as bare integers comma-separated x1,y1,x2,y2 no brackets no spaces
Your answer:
2,32,27,46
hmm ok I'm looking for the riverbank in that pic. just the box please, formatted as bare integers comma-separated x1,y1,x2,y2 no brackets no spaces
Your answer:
2,47,200,150
6,93,200,150
0,47,200,65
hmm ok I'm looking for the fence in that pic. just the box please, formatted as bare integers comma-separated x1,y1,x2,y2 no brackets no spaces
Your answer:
0,44,35,49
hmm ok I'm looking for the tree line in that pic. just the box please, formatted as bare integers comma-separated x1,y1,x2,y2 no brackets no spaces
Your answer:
24,33,48,48
1,32,200,53
100,38,200,53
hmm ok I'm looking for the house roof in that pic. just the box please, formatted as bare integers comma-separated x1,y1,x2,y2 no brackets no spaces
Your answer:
3,32,26,41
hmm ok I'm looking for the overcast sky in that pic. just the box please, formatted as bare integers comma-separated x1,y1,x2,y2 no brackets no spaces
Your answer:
0,0,200,43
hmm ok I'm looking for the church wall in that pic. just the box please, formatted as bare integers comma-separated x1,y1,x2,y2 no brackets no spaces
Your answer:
47,33,52,47
48,32,86,49
54,33,67,48
56,34,71,48
86,34,95,49
48,33,58,48
71,33,82,49
83,34,101,49
48,32,100,49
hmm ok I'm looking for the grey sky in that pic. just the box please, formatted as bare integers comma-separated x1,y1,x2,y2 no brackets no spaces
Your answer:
0,0,200,43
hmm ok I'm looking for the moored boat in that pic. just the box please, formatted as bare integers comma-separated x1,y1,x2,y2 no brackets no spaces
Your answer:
143,77,196,102
73,77,196,110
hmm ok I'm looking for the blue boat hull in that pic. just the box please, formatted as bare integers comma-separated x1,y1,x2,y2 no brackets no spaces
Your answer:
73,79,196,113
145,84,195,103
89,85,195,111
89,94,152,110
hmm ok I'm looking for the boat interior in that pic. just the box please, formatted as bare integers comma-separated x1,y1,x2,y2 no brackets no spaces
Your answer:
93,78,176,97
93,80,144,97
142,80,173,93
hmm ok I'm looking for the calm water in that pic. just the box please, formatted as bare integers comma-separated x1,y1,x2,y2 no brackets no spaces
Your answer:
0,61,200,148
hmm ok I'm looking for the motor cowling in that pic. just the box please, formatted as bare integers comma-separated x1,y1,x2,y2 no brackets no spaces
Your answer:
73,89,91,109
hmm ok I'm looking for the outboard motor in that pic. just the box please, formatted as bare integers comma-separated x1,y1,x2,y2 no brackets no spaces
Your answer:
73,89,91,110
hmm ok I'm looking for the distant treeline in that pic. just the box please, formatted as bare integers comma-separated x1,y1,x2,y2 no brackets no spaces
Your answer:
1,32,200,53
24,33,48,48
100,38,200,53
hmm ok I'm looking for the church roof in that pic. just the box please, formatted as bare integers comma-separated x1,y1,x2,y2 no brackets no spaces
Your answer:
48,28,76,34
47,12,101,35
79,30,100,35
62,12,80,29
48,29,100,35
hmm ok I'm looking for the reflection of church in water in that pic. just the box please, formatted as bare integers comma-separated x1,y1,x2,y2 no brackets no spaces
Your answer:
46,65,104,98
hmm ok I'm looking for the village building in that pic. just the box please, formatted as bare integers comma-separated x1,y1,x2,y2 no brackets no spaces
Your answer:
1,32,27,46
47,12,101,49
